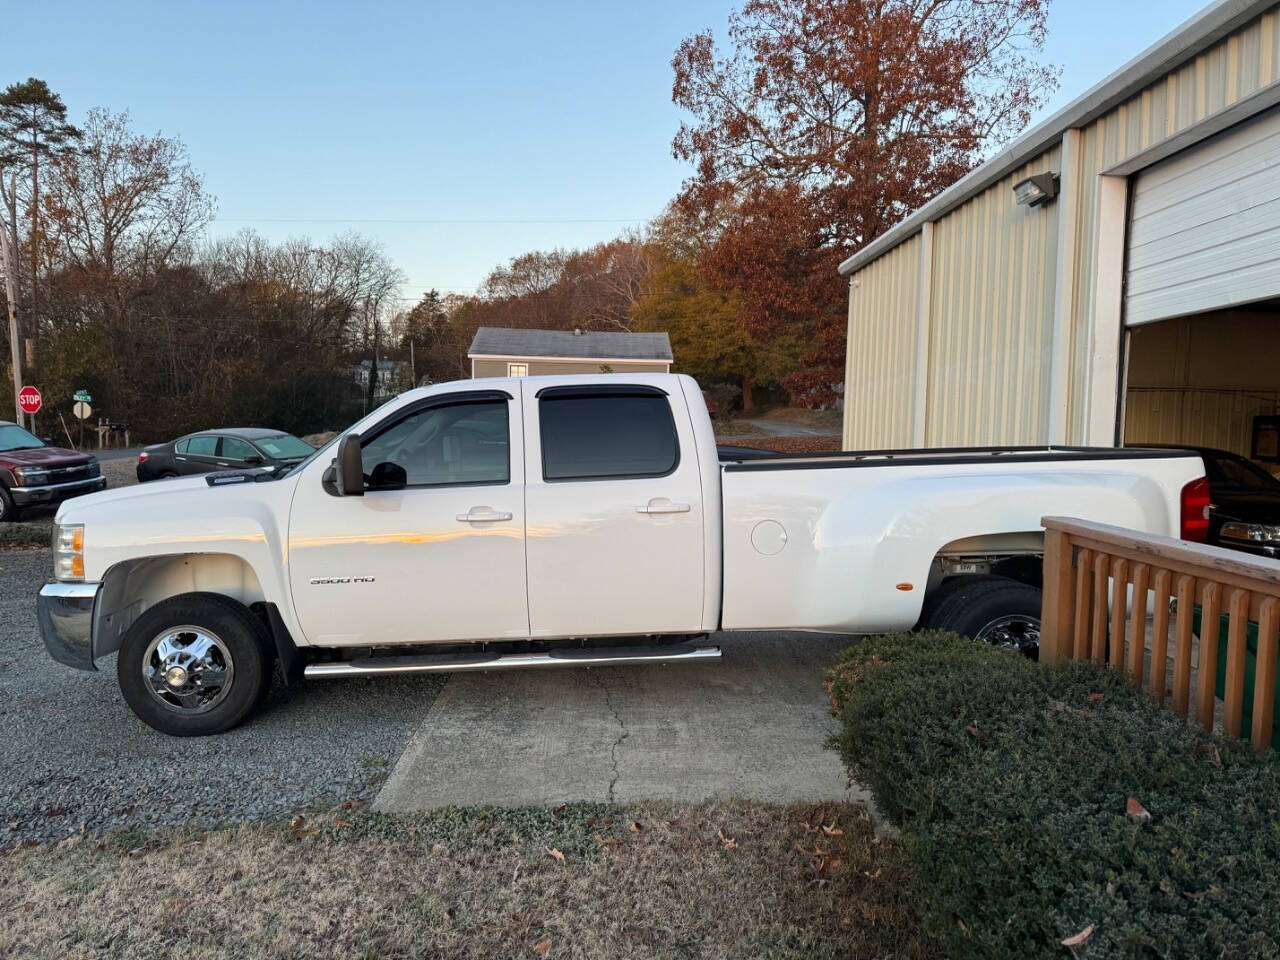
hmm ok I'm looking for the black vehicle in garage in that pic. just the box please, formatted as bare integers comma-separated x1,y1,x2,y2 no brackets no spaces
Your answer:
1138,445,1280,558
137,428,314,482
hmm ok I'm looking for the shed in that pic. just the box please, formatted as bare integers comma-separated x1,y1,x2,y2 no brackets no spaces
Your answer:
468,327,673,378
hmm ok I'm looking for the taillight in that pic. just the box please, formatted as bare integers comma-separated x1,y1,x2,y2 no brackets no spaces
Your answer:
137,451,148,463
1180,476,1211,542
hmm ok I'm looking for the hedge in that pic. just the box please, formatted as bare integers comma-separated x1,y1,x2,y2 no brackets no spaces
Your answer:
827,631,1280,959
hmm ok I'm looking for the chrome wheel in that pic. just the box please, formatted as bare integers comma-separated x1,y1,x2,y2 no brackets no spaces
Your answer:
142,626,235,714
975,614,1041,658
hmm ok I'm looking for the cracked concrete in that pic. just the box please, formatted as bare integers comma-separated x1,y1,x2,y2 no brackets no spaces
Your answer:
374,632,863,811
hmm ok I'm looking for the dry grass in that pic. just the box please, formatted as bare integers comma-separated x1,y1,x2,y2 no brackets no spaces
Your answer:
1,801,937,960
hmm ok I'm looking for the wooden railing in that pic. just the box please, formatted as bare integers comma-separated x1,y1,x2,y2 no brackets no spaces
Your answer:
1041,516,1280,751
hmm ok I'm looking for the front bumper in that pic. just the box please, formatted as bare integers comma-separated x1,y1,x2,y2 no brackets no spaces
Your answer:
11,475,107,507
38,581,101,671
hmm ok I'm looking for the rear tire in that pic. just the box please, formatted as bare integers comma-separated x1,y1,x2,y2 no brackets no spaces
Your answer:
920,574,1043,659
117,592,274,736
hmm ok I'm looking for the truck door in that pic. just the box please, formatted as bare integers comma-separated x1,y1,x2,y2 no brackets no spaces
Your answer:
287,388,528,646
522,381,705,639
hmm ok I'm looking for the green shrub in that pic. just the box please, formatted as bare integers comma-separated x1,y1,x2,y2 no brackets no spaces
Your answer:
827,632,1280,959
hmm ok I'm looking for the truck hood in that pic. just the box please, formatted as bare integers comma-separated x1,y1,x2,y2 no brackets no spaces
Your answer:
55,471,297,521
0,445,96,468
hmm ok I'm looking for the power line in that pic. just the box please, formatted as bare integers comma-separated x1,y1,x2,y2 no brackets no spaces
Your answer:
214,216,649,225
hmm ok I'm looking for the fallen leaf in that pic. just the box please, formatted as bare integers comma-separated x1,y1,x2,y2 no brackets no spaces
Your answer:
629,821,642,833
864,867,881,879
585,816,597,827
1088,692,1104,702
289,815,306,830
1126,796,1152,824
534,940,552,956
545,847,565,863
965,724,979,736
431,843,443,854
332,818,352,829
1062,924,1095,948
552,803,566,815
821,824,843,836
716,828,737,850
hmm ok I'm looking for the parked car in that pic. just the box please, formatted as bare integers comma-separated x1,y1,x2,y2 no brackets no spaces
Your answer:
137,428,315,482
39,373,1206,736
1153,445,1280,558
0,420,106,522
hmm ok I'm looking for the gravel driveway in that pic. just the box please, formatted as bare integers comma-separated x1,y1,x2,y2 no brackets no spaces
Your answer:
0,548,444,848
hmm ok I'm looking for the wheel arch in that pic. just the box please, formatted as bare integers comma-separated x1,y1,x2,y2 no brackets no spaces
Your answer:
94,553,267,662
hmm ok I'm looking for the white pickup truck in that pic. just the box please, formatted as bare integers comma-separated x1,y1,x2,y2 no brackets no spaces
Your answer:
39,374,1209,736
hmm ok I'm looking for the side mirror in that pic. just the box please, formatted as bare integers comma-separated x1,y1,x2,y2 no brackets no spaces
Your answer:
244,454,263,465
368,461,407,490
333,432,364,497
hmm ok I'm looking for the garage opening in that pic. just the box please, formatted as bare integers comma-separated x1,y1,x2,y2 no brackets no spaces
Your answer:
1124,302,1280,471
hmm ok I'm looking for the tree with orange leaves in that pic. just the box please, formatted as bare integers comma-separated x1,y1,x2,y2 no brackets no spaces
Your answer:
672,0,1058,404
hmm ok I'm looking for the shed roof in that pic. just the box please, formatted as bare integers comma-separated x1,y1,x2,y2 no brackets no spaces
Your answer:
467,327,673,361
838,0,1271,276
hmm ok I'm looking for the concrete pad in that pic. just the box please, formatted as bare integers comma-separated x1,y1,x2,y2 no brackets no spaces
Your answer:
375,632,864,811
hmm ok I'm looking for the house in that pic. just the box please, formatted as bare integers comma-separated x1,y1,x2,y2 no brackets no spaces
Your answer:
839,0,1280,463
468,327,673,378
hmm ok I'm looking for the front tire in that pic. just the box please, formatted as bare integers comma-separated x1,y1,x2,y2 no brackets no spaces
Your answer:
0,485,20,523
920,574,1043,659
117,593,273,736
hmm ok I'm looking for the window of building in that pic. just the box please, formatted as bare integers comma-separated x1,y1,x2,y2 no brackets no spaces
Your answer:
507,363,529,377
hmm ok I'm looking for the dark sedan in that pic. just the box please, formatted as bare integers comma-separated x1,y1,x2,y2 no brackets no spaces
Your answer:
137,428,314,482
1134,444,1280,558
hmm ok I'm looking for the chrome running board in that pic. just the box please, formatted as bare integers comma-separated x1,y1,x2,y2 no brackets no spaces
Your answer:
304,642,722,679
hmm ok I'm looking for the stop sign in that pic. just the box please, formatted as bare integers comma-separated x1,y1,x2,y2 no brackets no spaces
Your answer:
17,386,41,415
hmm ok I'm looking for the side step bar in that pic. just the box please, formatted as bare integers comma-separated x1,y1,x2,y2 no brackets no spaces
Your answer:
304,642,722,679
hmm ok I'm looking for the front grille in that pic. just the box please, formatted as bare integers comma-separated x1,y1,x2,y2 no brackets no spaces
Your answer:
45,464,96,483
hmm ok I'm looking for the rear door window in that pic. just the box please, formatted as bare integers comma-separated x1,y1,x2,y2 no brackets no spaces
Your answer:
186,436,218,457
219,437,257,462
539,391,679,481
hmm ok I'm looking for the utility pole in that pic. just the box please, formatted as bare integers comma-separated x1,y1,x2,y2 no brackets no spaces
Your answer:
0,175,22,425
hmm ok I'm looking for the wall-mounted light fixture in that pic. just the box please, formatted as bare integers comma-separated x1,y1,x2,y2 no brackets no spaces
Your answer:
1012,173,1060,207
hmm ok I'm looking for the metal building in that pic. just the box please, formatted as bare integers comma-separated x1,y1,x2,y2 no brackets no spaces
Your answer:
840,0,1280,466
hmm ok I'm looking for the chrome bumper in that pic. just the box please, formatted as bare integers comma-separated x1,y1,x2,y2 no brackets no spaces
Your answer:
11,475,107,506
38,581,101,671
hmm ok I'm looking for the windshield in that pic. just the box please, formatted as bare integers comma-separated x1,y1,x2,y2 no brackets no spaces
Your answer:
0,424,44,452
256,433,315,459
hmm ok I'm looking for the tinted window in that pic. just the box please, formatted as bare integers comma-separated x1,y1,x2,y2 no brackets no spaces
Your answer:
0,424,43,452
362,400,509,486
186,436,218,456
1206,452,1278,490
220,437,256,461
540,394,678,481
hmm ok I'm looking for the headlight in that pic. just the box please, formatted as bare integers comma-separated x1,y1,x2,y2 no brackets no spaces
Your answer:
1220,521,1280,544
53,523,85,581
12,466,49,486
87,460,101,478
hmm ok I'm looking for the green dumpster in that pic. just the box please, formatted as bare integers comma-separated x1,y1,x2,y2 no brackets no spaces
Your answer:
1189,605,1279,749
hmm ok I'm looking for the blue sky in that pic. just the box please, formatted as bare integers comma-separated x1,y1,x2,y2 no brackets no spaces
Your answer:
16,0,1207,303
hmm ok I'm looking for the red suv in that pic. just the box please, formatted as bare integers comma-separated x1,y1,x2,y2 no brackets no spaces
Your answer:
0,420,107,521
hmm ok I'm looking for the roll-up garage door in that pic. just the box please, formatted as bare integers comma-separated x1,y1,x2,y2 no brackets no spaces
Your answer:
1126,106,1280,326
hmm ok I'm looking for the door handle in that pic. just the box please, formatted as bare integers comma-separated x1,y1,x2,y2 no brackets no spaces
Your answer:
456,507,513,523
636,498,691,515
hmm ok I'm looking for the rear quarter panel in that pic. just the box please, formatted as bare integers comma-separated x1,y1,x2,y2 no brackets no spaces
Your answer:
720,454,1204,634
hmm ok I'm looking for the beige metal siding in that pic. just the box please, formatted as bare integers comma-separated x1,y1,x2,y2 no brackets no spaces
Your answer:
925,148,1061,446
842,235,919,449
1124,388,1280,456
1068,9,1280,439
472,358,670,378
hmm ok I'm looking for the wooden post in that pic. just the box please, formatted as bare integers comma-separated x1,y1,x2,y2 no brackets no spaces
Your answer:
1040,529,1075,663
1150,569,1172,704
1196,583,1222,732
1252,599,1279,752
1128,563,1150,686
1172,575,1196,717
1223,589,1251,739
1109,558,1129,671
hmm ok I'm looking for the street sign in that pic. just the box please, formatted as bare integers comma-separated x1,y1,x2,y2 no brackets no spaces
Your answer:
17,385,41,415
73,389,92,403
73,401,92,420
